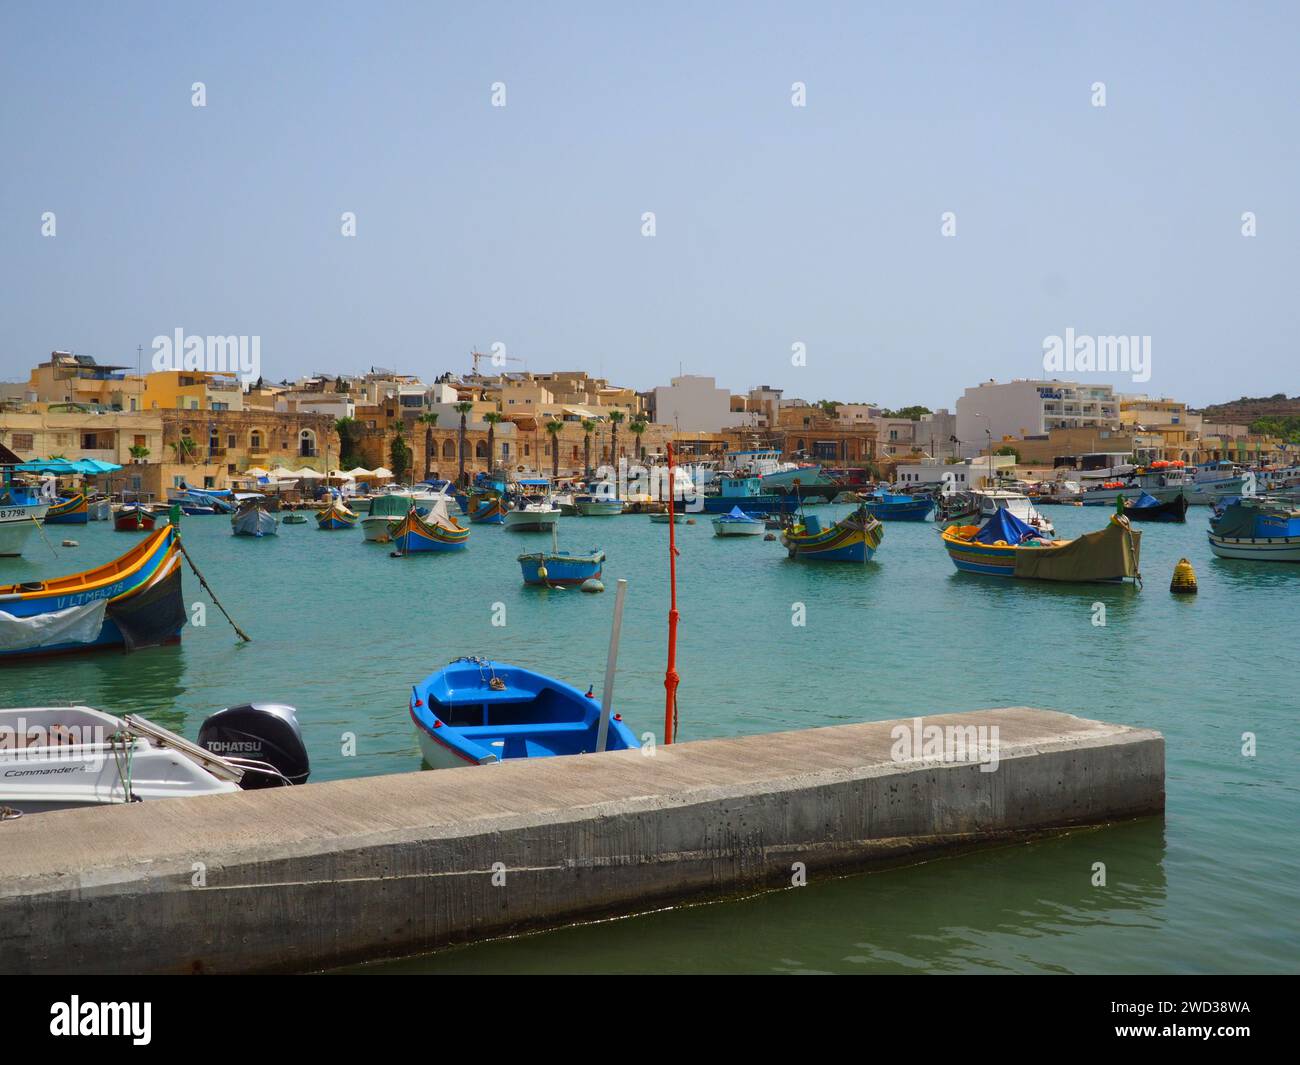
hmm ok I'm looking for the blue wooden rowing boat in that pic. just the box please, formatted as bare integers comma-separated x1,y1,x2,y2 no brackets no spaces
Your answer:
861,489,934,522
316,500,358,529
0,525,185,659
518,549,605,585
409,658,640,768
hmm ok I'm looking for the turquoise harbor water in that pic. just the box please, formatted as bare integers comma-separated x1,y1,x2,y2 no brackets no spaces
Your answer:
4,505,1298,974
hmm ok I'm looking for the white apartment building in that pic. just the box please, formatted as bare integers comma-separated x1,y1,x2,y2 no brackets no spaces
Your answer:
956,380,1118,457
649,375,752,432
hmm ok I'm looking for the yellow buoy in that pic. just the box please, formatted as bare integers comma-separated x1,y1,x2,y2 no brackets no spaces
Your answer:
1170,557,1197,594
537,563,548,580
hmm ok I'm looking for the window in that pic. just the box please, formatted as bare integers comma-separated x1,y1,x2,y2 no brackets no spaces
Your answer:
227,434,236,448
250,430,264,450
443,440,456,458
11,433,33,450
475,441,488,458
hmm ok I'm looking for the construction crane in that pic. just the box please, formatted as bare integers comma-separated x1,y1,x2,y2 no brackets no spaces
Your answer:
470,349,523,376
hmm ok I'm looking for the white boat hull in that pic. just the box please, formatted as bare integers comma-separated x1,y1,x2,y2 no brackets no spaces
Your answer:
1208,533,1300,562
0,706,239,814
231,507,278,536
712,521,765,536
0,504,49,557
504,508,560,532
575,502,624,516
361,515,398,541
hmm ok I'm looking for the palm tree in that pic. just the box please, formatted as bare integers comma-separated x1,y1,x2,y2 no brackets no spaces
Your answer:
609,410,625,466
483,411,503,473
128,444,150,463
454,401,474,484
581,419,596,477
629,419,648,461
417,411,439,478
544,420,564,479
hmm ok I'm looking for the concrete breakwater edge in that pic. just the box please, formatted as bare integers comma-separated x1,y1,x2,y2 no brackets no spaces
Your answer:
0,707,1163,974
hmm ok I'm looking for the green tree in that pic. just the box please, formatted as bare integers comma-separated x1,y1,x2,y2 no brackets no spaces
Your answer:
994,445,1021,462
335,417,364,468
629,418,648,460
483,411,503,472
581,419,597,477
545,420,564,478
609,409,625,465
128,444,150,463
390,431,412,483
882,405,932,420
417,412,439,478
454,401,474,484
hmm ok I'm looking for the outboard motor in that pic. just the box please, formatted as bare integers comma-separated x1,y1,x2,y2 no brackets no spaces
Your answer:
197,703,310,788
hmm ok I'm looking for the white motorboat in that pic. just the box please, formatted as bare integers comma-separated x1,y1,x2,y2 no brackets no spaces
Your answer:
504,500,561,532
711,505,766,537
0,703,309,816
973,489,1055,537
0,501,49,557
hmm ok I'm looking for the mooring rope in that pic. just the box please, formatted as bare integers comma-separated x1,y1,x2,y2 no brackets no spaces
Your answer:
174,534,252,642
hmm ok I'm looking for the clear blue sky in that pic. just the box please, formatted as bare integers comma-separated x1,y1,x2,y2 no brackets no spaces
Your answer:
2,2,1296,408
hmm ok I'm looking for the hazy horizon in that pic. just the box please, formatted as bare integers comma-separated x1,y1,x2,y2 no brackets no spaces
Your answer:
2,2,1297,410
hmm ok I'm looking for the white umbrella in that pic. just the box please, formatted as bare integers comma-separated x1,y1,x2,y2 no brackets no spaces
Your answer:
295,467,326,479
245,466,271,476
270,465,299,478
328,469,355,480
346,466,373,478
371,467,394,478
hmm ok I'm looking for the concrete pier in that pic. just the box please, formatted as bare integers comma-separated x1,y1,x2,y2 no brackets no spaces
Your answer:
0,707,1163,974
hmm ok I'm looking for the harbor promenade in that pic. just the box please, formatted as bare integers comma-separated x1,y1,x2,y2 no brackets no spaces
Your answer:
0,707,1163,974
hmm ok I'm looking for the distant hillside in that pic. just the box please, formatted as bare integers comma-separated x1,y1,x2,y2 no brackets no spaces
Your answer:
1199,395,1300,423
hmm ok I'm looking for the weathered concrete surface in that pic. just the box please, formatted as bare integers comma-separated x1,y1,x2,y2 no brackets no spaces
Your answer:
0,708,1162,973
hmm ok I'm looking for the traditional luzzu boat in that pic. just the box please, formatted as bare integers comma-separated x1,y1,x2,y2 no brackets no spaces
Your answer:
231,500,278,537
1208,497,1300,562
114,503,156,531
860,489,935,522
410,657,640,768
0,525,186,660
316,499,358,530
1122,490,1188,523
941,508,1142,583
44,492,89,524
780,505,884,562
711,505,765,537
468,490,508,524
392,497,470,554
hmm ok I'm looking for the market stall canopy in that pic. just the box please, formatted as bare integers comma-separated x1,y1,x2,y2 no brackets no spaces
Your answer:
370,467,394,478
346,467,374,478
327,469,355,480
269,466,300,478
245,466,271,476
294,467,326,479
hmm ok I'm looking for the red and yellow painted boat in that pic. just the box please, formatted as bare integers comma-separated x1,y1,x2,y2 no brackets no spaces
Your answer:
316,500,358,530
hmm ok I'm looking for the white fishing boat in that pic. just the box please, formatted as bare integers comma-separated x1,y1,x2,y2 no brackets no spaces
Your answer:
574,482,624,515
711,505,766,537
0,703,309,816
972,489,1055,537
87,497,113,521
504,499,561,532
0,501,49,557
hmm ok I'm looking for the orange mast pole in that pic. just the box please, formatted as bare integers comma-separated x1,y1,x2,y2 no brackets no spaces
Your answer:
664,441,680,744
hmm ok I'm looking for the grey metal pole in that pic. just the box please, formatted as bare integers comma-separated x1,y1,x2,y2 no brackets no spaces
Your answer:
595,578,628,753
